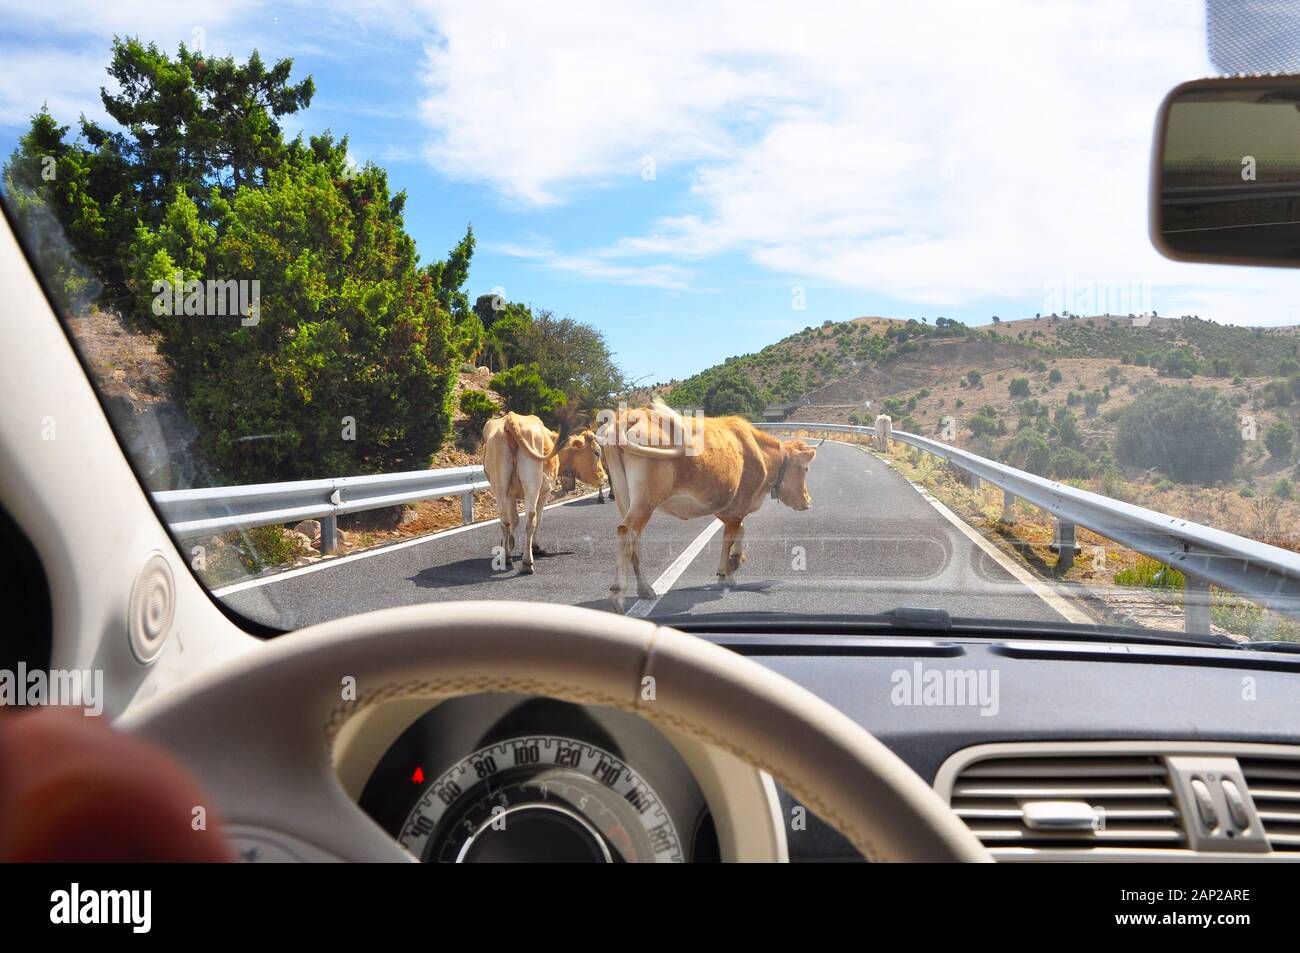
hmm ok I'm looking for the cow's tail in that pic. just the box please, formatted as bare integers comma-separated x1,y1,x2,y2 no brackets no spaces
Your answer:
615,397,694,459
504,412,571,461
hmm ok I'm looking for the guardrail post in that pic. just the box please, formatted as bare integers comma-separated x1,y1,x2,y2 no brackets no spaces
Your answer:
1050,519,1079,570
1002,489,1016,523
1184,573,1212,637
461,490,475,525
970,473,981,492
320,515,338,555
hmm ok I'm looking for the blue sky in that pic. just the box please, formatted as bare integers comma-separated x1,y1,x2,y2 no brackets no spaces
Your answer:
4,0,1300,384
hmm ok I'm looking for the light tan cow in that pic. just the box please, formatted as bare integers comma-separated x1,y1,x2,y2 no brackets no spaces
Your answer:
482,412,566,574
597,399,818,612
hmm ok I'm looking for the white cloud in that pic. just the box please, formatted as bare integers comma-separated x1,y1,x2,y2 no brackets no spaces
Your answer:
417,0,1300,318
0,0,268,129
492,238,692,289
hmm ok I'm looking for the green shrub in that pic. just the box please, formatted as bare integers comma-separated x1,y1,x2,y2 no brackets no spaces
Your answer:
459,389,498,433
1050,447,1090,479
1115,386,1241,483
1001,430,1051,475
490,365,567,420
1114,557,1184,590
1266,420,1295,460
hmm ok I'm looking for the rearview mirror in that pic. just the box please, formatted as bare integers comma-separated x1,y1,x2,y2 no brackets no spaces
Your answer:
1152,76,1300,266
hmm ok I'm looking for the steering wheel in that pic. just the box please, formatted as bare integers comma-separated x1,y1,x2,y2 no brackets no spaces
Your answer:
120,602,991,862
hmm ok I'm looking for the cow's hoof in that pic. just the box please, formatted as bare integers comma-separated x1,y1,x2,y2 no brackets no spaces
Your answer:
716,573,734,588
533,544,548,556
636,584,655,599
519,563,535,576
609,593,626,613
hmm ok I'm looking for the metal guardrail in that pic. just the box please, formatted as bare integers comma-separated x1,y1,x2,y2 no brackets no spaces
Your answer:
757,421,1300,635
153,465,488,554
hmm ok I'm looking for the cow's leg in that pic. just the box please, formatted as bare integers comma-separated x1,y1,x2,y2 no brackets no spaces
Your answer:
497,506,515,570
532,477,554,555
612,506,655,611
716,518,745,585
517,460,545,574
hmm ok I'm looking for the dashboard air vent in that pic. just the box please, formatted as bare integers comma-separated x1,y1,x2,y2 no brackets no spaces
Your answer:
949,755,1186,853
1240,757,1300,852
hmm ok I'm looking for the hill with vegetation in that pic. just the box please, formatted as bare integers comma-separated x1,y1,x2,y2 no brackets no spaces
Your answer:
663,313,1300,500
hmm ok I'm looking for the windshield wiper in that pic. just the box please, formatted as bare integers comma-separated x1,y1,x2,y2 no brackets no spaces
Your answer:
653,607,1243,651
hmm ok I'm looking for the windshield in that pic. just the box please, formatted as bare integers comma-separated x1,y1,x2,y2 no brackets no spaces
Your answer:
4,1,1300,643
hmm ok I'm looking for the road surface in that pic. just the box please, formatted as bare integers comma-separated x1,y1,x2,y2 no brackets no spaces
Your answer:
218,440,1070,630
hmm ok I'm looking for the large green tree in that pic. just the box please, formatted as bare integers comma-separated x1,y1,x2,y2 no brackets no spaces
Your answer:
126,136,458,480
4,40,475,482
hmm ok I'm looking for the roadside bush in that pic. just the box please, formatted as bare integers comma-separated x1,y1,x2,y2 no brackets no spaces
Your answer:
490,365,567,420
1115,557,1184,590
1008,377,1031,398
967,414,1003,438
459,389,498,434
1001,430,1051,476
1115,385,1241,483
1054,408,1081,447
1266,420,1295,460
1050,447,1091,479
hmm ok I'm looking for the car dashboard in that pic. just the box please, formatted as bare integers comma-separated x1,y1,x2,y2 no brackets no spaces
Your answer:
337,630,1300,862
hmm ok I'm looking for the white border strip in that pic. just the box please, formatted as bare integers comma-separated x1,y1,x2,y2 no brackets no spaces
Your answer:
211,491,600,596
868,446,1091,625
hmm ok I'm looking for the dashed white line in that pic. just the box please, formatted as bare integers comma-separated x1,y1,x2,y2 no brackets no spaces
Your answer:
626,518,724,618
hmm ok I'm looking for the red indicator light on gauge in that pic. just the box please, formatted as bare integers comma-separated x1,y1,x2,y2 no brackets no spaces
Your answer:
411,767,425,784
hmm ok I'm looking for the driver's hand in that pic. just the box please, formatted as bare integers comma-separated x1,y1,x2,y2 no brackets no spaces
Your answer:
0,706,232,862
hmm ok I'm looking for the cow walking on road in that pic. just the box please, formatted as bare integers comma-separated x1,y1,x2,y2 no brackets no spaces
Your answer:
597,399,818,612
482,412,567,574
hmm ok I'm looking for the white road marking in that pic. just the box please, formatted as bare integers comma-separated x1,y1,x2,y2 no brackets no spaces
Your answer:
792,437,1089,624
874,453,1093,625
626,518,724,618
211,491,600,596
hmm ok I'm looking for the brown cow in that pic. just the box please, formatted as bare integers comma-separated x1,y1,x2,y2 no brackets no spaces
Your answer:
482,412,567,574
597,399,817,612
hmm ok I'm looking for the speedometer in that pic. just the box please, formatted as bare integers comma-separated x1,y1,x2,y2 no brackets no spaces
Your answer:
399,735,685,863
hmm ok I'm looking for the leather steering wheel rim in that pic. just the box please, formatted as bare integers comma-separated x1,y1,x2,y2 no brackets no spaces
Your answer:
121,601,991,862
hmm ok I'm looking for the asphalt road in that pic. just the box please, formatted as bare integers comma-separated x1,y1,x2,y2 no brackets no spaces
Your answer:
219,440,1068,630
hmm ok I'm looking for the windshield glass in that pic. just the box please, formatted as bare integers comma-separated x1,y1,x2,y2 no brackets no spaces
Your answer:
4,1,1300,642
